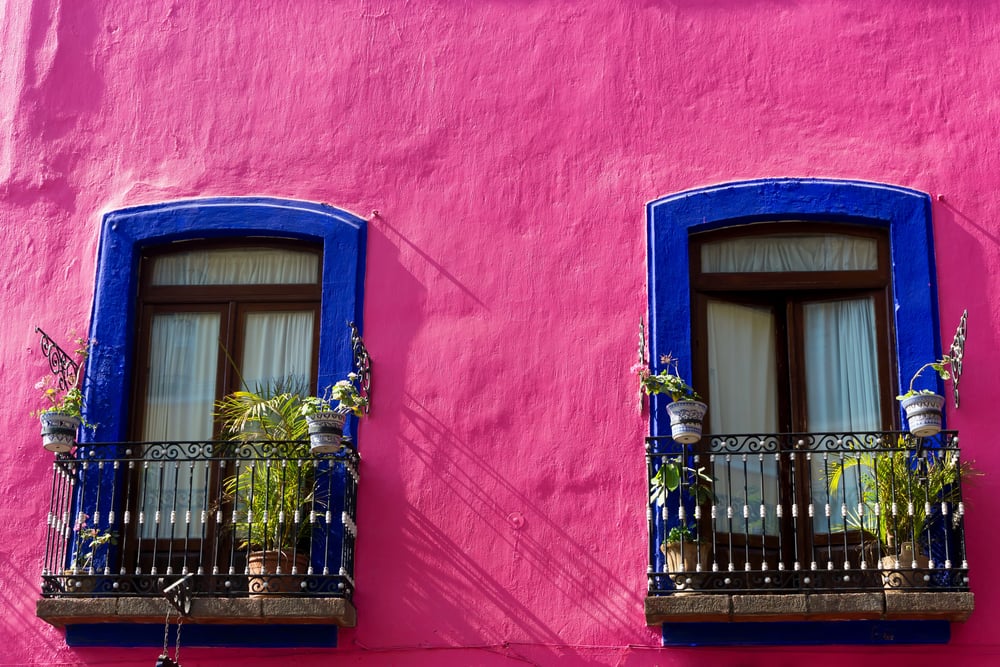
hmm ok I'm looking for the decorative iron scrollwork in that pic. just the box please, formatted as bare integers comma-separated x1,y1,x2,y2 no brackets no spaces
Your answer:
35,327,81,392
948,309,967,408
349,321,371,414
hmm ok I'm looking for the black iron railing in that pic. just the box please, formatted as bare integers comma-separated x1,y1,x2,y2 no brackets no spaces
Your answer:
41,440,358,599
647,431,970,595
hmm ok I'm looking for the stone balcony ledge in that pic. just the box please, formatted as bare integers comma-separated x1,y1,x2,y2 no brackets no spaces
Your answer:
645,591,973,625
37,596,356,628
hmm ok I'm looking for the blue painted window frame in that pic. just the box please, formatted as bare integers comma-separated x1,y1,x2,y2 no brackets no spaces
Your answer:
646,178,941,437
74,197,366,647
85,197,367,432
646,179,948,646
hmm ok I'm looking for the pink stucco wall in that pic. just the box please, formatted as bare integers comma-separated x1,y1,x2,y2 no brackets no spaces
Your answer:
3,1,1000,664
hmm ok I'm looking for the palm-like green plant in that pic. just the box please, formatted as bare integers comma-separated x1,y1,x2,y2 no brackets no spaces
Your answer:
222,454,314,551
828,435,973,550
216,386,315,552
216,390,311,442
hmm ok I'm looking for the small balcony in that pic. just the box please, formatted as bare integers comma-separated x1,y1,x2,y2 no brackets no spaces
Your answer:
36,440,358,628
645,431,974,625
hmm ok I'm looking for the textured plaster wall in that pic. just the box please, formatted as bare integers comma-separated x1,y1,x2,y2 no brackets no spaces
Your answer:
2,1,1000,665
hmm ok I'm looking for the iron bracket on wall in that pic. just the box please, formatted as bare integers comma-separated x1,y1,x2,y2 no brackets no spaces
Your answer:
948,309,967,408
160,574,193,617
35,327,80,391
349,321,371,414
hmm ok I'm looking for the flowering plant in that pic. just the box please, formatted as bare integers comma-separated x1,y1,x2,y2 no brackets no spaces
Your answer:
897,355,956,401
301,374,369,417
70,513,118,572
634,353,700,402
32,336,89,419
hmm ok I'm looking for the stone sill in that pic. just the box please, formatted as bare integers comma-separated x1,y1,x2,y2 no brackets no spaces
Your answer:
645,592,974,625
37,596,356,628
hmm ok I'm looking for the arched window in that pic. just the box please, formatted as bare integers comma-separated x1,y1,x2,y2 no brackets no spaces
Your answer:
42,198,366,642
644,180,969,640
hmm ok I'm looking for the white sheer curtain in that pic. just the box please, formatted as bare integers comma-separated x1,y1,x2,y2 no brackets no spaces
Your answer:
701,234,877,273
803,297,880,532
141,313,220,538
803,298,880,432
140,248,319,539
704,233,883,539
708,300,781,536
152,248,319,285
242,311,315,393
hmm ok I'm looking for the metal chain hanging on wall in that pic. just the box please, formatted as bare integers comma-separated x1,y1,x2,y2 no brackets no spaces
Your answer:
349,321,372,414
35,327,80,391
948,309,968,408
155,575,191,667
155,607,182,667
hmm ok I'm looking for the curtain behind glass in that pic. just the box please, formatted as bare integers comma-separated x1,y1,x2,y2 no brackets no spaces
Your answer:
702,234,877,273
152,248,319,285
708,300,780,536
803,297,880,533
242,311,315,394
141,313,220,539
139,248,320,542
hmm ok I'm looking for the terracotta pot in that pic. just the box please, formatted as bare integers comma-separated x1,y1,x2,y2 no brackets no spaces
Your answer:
880,542,930,591
663,541,710,593
666,400,708,444
62,569,97,593
247,550,310,596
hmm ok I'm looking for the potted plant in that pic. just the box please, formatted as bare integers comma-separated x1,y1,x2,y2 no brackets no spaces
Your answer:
301,375,368,454
33,337,90,453
63,513,117,593
659,525,710,590
216,387,315,595
829,434,978,589
897,355,956,437
215,377,367,594
638,354,707,444
650,458,713,590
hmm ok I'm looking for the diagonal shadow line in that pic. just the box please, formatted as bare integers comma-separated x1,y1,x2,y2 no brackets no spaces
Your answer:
0,550,71,658
371,213,489,310
938,199,1000,245
398,399,641,627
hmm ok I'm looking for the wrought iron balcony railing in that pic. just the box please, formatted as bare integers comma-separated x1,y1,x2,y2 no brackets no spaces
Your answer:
41,440,358,600
646,431,971,595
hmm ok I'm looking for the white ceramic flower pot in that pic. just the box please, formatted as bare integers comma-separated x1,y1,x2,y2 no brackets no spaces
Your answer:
666,400,708,444
305,411,346,453
901,393,945,437
40,412,81,453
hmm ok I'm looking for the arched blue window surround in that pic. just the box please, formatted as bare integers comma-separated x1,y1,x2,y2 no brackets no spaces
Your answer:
646,178,940,437
646,179,949,646
67,198,366,647
84,197,367,441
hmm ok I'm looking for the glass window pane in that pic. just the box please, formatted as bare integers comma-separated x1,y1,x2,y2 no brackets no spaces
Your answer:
241,311,315,394
151,248,319,285
802,297,881,533
707,300,780,536
701,233,878,273
802,297,881,433
141,312,220,539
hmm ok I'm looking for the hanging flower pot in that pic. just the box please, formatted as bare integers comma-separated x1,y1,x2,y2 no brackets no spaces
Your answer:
900,393,945,437
666,400,708,444
305,411,346,453
40,411,82,453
